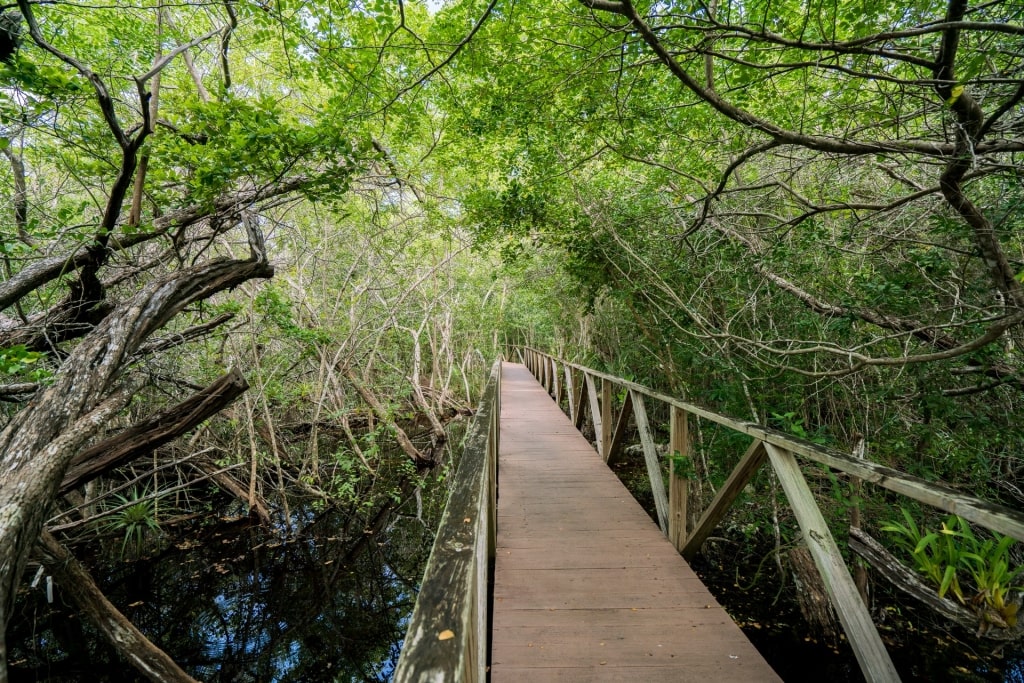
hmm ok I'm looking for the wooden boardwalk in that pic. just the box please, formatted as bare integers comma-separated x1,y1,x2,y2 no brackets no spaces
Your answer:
491,363,781,682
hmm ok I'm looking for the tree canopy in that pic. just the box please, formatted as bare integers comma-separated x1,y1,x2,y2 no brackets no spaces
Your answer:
0,0,1022,677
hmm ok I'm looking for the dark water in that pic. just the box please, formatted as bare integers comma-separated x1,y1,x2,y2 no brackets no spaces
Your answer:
694,554,1024,683
8,501,435,682
9,440,1021,682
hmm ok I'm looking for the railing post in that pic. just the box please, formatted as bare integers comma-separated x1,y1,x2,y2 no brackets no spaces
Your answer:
600,378,612,461
564,365,577,423
669,405,690,552
548,357,558,400
682,440,767,561
553,361,563,405
584,373,603,454
572,369,585,430
606,390,634,466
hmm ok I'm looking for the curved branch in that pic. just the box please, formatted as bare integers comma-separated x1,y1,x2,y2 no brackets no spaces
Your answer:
135,26,224,86
0,176,311,313
978,79,1024,140
380,0,498,111
688,140,780,234
16,0,128,149
581,0,1024,158
933,0,1024,309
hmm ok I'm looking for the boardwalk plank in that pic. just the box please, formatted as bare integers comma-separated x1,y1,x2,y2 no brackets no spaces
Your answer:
491,363,781,682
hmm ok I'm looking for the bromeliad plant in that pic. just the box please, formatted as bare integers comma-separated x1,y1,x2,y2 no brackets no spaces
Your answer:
882,509,1024,630
94,486,164,559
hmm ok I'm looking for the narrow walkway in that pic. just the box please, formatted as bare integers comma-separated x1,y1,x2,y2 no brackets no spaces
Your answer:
491,363,781,682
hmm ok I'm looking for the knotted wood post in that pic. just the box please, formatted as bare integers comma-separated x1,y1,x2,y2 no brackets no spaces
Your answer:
669,405,690,552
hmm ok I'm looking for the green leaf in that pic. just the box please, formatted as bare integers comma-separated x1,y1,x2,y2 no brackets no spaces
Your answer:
913,532,939,555
938,565,957,599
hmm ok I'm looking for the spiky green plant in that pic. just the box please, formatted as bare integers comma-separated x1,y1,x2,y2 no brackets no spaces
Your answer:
95,486,162,558
883,509,1023,629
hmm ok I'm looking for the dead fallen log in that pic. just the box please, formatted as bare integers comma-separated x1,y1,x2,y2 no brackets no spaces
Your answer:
37,531,199,683
60,368,249,495
849,527,1023,641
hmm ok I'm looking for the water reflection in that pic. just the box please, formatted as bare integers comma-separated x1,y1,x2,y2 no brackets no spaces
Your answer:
9,503,435,682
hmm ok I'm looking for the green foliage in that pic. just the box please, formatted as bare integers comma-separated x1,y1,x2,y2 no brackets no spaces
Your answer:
95,487,162,559
882,510,1024,628
0,345,48,381
152,96,363,208
0,53,82,99
962,533,1024,629
668,451,697,479
253,286,330,348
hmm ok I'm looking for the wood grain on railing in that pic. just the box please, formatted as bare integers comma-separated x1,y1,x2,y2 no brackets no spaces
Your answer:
522,348,1024,543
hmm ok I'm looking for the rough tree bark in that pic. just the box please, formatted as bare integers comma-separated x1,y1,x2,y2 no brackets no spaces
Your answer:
59,367,249,495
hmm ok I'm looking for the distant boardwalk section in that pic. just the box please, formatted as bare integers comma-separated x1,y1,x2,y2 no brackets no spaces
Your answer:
490,363,781,682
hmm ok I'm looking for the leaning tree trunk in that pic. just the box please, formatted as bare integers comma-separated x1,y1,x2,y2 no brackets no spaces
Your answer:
0,251,273,677
37,532,200,683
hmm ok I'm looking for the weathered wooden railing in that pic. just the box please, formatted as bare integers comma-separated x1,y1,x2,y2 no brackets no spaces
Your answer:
518,347,1024,683
393,359,501,683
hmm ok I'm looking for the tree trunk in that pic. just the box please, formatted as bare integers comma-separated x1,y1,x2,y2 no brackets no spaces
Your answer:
790,545,840,642
0,253,273,675
37,531,199,683
60,368,249,495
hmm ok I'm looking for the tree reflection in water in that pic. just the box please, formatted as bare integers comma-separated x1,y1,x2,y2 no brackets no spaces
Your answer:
9,501,436,682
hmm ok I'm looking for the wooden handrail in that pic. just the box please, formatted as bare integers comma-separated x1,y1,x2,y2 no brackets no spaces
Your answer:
517,347,1024,683
521,347,1024,542
393,359,501,683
